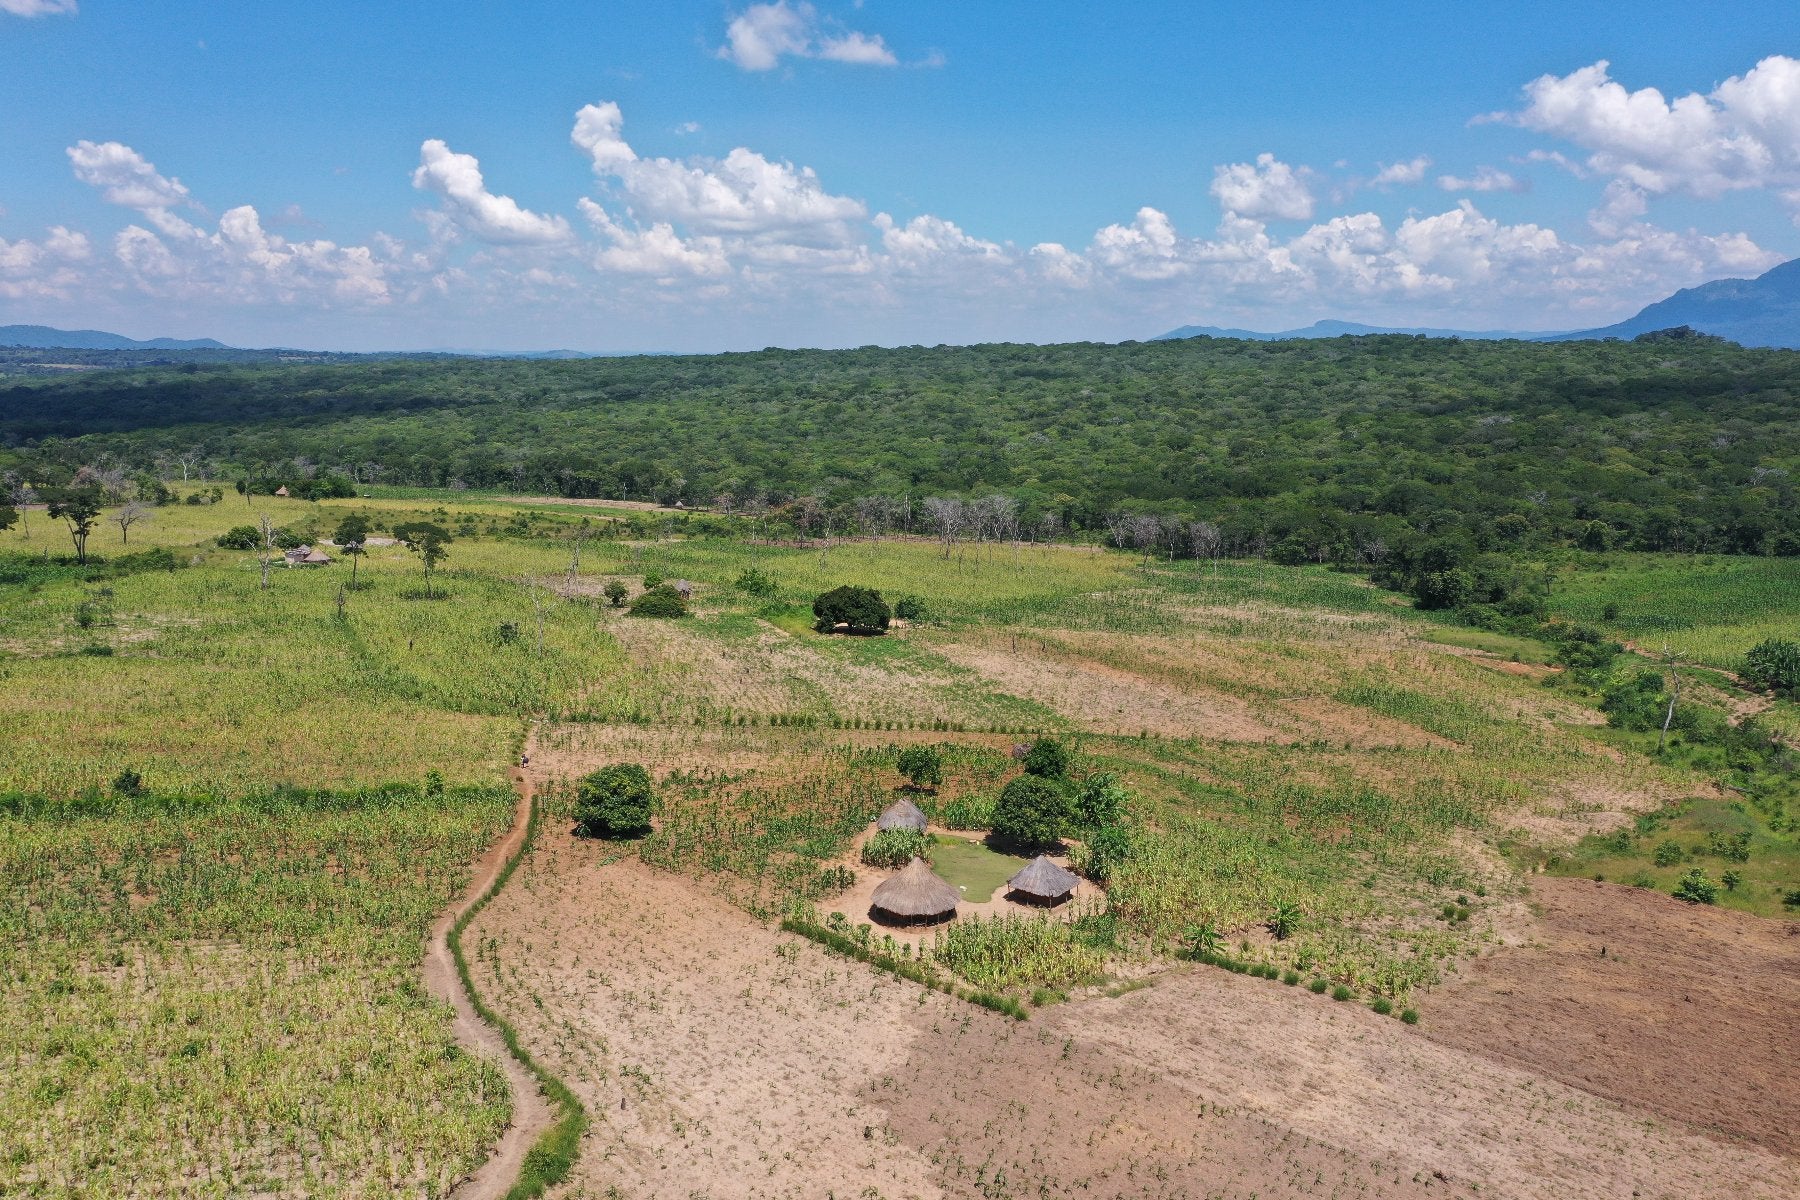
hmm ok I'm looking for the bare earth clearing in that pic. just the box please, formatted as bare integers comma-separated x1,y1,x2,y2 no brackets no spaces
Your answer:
1420,875,1800,1158
471,822,1800,1200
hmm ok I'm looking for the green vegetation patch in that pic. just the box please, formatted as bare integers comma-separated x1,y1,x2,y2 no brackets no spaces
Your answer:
0,784,515,1197
928,834,1029,903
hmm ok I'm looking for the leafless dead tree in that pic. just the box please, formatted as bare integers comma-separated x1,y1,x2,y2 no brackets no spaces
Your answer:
110,499,153,547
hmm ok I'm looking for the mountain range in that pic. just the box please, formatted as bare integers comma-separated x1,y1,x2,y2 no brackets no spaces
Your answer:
0,324,230,351
1157,257,1800,349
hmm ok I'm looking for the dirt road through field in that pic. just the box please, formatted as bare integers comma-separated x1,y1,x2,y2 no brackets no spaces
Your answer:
427,738,553,1200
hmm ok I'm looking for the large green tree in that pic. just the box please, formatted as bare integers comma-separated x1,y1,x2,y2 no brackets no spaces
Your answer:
575,763,656,839
392,521,452,598
991,774,1072,853
44,484,104,564
813,585,890,634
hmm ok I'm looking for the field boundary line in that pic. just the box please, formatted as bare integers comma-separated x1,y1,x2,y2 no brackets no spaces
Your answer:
430,733,588,1200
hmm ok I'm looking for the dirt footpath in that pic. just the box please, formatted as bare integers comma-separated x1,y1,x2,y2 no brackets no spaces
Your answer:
1419,874,1800,1157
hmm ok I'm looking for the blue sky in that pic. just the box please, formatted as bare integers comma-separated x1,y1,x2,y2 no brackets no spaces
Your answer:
3,1,1800,350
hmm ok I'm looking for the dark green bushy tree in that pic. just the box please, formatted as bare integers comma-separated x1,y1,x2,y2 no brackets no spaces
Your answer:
576,763,655,838
813,585,890,634
1023,738,1069,780
896,744,943,791
629,584,688,617
991,774,1072,852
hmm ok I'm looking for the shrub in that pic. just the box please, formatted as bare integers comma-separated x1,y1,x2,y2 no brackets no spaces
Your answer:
628,584,688,618
1722,869,1743,892
1743,638,1800,695
575,763,655,838
861,828,932,868
1371,997,1394,1015
1309,978,1329,994
1074,771,1127,830
1282,970,1301,986
111,768,144,797
216,525,262,550
991,774,1072,852
812,584,890,634
642,572,664,589
1652,840,1685,867
1400,1008,1420,1025
892,595,930,621
1022,738,1069,780
603,580,628,607
1673,867,1719,905
1070,823,1131,883
1331,985,1353,1002
1268,901,1301,941
734,567,776,598
896,745,943,791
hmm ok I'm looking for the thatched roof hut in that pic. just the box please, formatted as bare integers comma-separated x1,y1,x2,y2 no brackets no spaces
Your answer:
870,857,960,925
1007,855,1080,906
876,798,928,832
274,485,290,497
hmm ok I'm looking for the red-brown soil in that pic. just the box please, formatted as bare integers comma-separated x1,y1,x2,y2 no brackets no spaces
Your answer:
1419,874,1800,1157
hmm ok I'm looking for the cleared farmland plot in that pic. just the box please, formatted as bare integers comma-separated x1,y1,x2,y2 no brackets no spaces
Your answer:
2,489,1792,1198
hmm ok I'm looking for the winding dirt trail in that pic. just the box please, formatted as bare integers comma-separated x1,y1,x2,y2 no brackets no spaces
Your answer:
426,737,553,1200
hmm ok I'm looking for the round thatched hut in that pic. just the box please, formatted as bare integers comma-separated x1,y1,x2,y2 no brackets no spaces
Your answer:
870,857,960,925
875,798,928,832
1006,855,1080,907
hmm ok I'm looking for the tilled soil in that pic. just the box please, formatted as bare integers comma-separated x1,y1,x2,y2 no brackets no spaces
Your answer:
470,834,1800,1200
1419,874,1800,1157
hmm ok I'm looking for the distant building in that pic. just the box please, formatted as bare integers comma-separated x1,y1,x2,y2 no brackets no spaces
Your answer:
273,485,290,497
284,545,332,567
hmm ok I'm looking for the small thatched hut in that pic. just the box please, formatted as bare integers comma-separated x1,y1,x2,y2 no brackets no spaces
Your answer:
875,798,928,832
1006,855,1080,907
273,485,290,497
870,857,960,925
284,545,332,567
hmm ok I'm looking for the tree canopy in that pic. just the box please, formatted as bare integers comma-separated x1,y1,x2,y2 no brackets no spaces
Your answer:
3,335,1795,557
813,585,891,634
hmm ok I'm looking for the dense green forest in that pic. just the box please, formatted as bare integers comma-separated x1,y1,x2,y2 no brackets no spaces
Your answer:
3,335,1797,557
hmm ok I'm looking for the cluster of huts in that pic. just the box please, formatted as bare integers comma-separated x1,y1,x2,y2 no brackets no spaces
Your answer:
283,545,332,567
867,798,1080,926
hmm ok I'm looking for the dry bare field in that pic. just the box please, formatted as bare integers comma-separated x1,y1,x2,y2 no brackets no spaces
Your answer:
472,832,1800,1200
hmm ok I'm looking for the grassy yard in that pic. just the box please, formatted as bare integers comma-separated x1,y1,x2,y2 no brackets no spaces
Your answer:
930,834,1029,902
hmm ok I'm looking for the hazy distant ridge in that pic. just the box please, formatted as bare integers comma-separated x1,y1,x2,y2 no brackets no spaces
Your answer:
0,324,231,351
1157,257,1800,349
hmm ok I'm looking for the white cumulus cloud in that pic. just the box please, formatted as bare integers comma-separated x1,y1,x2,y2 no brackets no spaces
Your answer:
1513,56,1800,202
1369,156,1432,188
1209,153,1315,221
719,2,901,71
572,102,865,246
411,140,572,245
67,141,193,214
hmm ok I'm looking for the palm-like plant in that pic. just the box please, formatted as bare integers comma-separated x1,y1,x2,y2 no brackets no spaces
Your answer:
1269,901,1301,941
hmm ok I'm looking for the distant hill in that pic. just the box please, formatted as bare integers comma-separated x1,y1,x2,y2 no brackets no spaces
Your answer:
0,324,231,351
1155,319,1562,342
1157,257,1800,349
1541,258,1800,349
